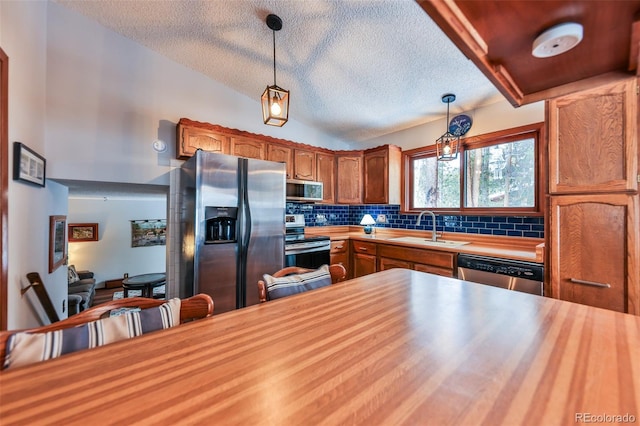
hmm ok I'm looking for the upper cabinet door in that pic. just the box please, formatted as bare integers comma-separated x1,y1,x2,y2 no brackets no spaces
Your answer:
363,145,401,204
316,153,335,203
230,136,265,160
363,149,388,204
548,77,638,194
267,144,293,179
336,154,363,204
293,149,316,181
177,125,230,159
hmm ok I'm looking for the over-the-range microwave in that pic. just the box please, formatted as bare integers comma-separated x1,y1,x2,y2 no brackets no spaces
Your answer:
286,179,323,202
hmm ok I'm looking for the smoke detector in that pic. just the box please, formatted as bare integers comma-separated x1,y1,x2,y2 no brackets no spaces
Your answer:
532,22,583,58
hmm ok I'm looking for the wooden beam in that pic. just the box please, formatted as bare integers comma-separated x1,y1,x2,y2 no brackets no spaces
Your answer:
630,15,640,73
417,0,524,107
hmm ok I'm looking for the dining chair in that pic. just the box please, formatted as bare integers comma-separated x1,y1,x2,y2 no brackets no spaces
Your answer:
258,263,347,302
0,293,214,370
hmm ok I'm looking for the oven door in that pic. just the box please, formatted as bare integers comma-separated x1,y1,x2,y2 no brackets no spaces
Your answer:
285,241,330,269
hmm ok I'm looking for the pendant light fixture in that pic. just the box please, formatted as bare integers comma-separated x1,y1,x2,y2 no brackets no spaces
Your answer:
436,93,459,161
261,14,289,127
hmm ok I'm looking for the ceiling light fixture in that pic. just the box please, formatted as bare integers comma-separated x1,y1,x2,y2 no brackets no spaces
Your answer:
261,14,289,127
532,22,583,58
436,94,459,161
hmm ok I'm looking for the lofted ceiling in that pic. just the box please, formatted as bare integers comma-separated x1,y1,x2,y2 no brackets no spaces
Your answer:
54,0,504,143
419,0,640,106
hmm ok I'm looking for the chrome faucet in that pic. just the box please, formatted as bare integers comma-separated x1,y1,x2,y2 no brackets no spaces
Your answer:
416,210,438,242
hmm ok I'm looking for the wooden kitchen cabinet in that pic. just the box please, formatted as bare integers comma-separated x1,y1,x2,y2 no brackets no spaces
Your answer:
352,240,376,278
547,76,639,315
378,244,456,277
316,152,335,203
548,77,638,194
330,239,350,278
549,194,638,314
379,257,411,271
230,136,265,160
363,145,401,204
267,144,293,179
293,149,316,181
176,123,230,159
176,120,401,206
336,153,363,204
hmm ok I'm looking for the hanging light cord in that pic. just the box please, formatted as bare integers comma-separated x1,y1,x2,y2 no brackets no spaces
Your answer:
445,99,450,130
272,29,277,86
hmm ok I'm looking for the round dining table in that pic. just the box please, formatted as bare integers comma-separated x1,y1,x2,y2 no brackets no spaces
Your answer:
121,272,166,298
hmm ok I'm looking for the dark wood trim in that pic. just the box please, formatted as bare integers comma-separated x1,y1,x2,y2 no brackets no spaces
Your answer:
401,122,545,216
23,272,59,324
178,118,335,155
417,0,523,107
0,47,8,331
418,1,638,107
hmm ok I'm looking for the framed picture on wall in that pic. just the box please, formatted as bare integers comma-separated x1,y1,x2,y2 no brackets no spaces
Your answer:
13,142,46,187
49,215,67,272
130,219,167,247
68,223,99,242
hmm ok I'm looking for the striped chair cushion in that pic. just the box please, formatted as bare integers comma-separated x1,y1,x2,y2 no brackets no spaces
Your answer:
3,298,181,370
263,264,332,301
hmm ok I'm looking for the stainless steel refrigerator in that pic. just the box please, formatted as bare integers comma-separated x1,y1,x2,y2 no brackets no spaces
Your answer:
179,150,285,313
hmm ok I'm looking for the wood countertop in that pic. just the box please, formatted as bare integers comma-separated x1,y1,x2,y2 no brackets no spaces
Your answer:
306,226,545,262
1,269,638,425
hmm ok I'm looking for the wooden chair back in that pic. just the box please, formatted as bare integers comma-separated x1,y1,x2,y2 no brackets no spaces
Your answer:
0,294,214,362
258,264,347,303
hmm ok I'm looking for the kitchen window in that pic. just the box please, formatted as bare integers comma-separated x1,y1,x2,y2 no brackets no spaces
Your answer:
404,122,544,215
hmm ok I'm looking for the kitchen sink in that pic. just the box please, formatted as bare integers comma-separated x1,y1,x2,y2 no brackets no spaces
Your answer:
387,237,470,248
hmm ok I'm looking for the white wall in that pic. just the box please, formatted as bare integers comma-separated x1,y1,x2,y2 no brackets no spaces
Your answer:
68,196,167,286
43,1,350,188
0,1,351,329
357,99,545,150
0,1,71,328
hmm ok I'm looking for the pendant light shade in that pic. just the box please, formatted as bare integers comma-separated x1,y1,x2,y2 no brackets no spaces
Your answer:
261,14,289,127
436,94,459,161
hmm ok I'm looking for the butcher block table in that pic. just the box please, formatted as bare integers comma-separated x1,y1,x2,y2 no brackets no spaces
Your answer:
1,269,638,425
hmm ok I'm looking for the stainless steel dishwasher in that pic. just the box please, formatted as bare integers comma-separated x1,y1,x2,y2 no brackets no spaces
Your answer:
457,254,544,296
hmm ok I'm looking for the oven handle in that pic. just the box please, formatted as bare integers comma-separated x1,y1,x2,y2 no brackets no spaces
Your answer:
285,245,330,255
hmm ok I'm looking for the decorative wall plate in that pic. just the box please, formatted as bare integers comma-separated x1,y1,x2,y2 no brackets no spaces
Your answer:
449,114,472,136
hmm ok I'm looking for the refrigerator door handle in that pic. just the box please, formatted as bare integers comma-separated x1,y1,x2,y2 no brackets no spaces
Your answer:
242,181,252,251
237,157,252,308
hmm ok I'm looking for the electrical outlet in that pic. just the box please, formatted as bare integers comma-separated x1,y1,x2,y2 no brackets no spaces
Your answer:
376,214,387,223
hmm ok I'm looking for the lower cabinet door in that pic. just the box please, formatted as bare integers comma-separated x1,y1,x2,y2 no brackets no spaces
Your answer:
414,263,454,277
550,194,639,314
379,257,411,271
353,253,376,278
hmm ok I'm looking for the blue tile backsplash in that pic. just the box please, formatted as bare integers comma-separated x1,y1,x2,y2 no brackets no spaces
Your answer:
286,203,544,239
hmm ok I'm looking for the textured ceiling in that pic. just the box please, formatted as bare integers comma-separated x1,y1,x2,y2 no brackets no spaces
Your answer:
55,0,503,142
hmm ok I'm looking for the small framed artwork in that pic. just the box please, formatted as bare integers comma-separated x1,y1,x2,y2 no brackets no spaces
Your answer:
68,223,99,242
131,219,167,247
49,215,67,273
13,142,46,187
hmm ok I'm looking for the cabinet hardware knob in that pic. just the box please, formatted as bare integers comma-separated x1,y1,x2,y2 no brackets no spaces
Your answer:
569,278,611,288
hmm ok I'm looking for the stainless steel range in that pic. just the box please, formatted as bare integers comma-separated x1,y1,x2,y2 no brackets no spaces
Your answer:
285,214,331,268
